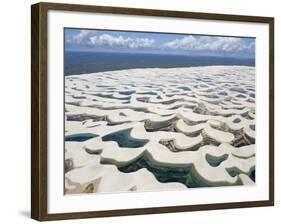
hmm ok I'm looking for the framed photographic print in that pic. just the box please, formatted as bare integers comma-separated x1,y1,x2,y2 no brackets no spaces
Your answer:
31,2,274,221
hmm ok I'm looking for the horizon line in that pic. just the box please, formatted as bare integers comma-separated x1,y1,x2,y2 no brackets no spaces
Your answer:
65,49,255,59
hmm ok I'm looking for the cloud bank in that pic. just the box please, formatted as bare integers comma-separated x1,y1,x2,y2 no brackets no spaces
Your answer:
162,36,255,54
66,31,154,49
89,34,154,49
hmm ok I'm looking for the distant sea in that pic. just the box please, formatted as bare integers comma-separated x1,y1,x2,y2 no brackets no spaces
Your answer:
64,51,255,75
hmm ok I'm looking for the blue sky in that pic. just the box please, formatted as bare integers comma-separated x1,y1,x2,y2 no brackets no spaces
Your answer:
65,28,255,58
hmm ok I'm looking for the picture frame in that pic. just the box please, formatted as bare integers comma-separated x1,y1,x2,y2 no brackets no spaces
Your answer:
31,2,274,221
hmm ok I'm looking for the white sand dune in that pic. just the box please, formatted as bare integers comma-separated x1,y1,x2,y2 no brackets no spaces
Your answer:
64,66,255,194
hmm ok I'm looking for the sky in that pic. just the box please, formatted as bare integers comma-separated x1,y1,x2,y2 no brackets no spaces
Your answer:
65,28,255,58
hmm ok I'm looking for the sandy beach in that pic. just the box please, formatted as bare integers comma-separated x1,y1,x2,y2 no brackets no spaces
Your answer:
64,66,255,194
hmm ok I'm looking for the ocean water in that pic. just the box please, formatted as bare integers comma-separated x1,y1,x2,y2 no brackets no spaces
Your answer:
64,51,255,75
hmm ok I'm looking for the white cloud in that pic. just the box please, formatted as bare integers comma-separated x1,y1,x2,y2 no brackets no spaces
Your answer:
162,35,254,54
90,34,154,48
67,31,154,49
66,30,96,45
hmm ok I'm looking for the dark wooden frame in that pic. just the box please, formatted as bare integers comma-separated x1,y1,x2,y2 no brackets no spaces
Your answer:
31,2,274,221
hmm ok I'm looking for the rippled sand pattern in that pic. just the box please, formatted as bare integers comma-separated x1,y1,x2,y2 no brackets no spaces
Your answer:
64,66,255,194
